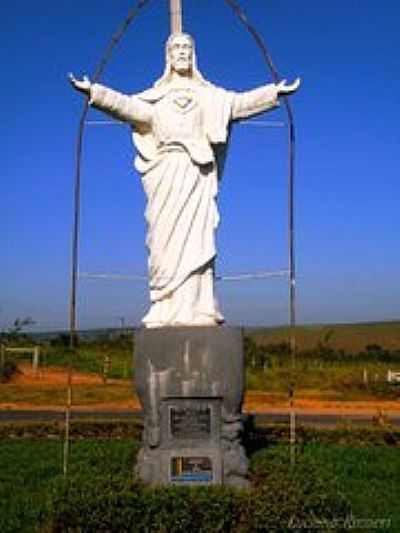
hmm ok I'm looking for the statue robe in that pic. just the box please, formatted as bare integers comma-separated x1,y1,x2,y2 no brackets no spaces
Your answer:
89,80,279,327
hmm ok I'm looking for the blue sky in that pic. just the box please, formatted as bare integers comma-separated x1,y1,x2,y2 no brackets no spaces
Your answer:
2,0,400,332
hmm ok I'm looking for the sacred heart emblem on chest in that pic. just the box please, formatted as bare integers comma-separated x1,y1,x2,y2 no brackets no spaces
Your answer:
171,89,196,113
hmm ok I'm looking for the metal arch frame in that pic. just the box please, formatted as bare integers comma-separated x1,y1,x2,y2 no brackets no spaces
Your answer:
67,0,298,473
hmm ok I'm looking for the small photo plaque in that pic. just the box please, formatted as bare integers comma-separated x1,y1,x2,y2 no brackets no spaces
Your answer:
170,456,213,482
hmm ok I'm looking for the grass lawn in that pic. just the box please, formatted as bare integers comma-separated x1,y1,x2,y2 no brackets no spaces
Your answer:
0,439,139,533
0,382,133,405
0,424,399,532
246,362,400,400
303,444,399,529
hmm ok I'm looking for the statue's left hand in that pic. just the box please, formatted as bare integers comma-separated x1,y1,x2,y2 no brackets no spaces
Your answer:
276,78,301,96
68,73,91,95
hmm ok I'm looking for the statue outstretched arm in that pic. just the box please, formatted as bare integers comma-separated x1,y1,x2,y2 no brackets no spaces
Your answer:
69,73,152,125
231,78,300,120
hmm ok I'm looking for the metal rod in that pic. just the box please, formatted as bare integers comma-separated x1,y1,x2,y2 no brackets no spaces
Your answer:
170,0,183,34
288,117,297,362
79,272,148,281
85,118,286,127
238,119,286,127
69,104,88,352
65,99,89,476
78,269,290,282
63,383,72,476
289,394,296,466
217,270,289,281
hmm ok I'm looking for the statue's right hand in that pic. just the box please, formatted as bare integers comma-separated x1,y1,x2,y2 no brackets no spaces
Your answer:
68,73,91,94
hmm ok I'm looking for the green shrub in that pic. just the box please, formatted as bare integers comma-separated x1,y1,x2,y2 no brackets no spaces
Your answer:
50,477,245,532
3,431,400,532
48,445,350,532
42,335,133,379
249,446,350,530
0,419,144,441
0,359,18,383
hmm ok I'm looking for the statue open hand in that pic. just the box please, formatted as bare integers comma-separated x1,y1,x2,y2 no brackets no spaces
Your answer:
69,73,91,95
276,78,301,96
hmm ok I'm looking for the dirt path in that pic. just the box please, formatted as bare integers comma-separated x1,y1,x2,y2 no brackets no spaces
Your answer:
1,364,399,416
10,363,126,386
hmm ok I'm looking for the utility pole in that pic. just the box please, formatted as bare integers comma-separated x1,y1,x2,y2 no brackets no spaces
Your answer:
170,0,183,34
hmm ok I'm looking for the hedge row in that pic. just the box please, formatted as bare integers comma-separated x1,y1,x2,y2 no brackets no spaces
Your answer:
49,447,350,532
1,419,398,448
0,419,143,440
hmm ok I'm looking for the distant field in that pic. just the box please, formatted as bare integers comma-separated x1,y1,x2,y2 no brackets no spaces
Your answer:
28,320,400,353
247,321,400,352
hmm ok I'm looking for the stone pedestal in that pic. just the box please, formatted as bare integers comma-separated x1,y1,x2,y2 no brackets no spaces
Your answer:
134,326,248,486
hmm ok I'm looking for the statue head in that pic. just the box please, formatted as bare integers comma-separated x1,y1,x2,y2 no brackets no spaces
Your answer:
168,33,193,75
154,33,209,87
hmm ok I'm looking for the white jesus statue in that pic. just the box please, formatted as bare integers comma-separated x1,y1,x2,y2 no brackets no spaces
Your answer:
70,33,300,328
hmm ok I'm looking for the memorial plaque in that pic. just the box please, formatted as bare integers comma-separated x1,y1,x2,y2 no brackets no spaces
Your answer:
170,406,211,439
170,456,213,482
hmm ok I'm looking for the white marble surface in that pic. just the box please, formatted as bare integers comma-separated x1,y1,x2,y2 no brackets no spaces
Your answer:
70,33,300,328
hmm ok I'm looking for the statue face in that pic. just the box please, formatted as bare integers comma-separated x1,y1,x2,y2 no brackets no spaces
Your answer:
169,34,193,75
